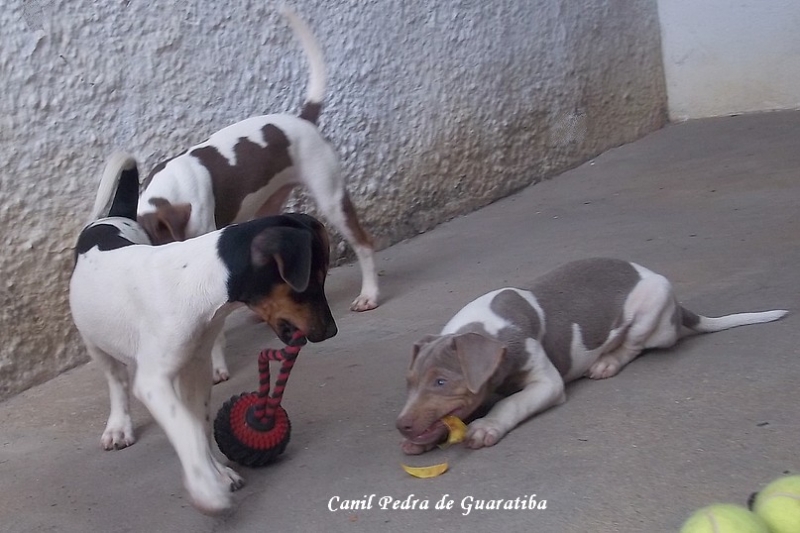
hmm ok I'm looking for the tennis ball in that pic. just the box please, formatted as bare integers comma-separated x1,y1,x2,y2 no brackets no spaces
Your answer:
751,475,800,533
680,504,769,533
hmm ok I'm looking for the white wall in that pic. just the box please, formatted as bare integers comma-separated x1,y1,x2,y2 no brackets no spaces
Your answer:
0,0,667,400
658,0,800,120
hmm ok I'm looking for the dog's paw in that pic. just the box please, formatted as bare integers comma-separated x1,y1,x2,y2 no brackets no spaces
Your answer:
350,294,378,312
222,466,245,492
212,365,230,384
586,356,621,379
465,419,504,449
101,420,135,450
185,464,242,515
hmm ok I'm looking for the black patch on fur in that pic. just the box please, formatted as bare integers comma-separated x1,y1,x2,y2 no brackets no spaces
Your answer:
108,166,141,220
74,163,143,262
216,213,325,305
74,223,136,261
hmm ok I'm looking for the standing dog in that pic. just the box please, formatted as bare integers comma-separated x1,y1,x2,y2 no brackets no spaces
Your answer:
397,258,788,454
135,7,378,382
70,153,337,513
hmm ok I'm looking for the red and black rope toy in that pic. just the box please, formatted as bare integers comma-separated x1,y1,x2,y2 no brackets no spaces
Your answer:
214,332,305,467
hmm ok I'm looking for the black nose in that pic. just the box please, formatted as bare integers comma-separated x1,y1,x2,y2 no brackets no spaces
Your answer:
307,319,337,343
324,320,338,339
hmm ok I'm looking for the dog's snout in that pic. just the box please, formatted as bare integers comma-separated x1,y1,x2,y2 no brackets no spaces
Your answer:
324,320,338,339
395,412,417,437
307,316,337,343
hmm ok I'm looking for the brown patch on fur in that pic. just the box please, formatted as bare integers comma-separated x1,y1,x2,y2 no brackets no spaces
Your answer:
191,124,293,228
137,198,192,244
249,283,336,343
341,192,373,247
299,102,322,124
254,183,296,217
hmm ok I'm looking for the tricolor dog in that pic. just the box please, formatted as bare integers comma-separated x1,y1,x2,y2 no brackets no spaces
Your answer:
135,8,378,382
70,153,337,513
397,258,788,454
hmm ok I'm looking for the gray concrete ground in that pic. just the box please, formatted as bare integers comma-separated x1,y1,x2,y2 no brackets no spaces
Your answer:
1,111,799,533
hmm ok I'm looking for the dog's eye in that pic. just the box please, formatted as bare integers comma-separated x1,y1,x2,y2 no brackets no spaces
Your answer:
434,378,447,387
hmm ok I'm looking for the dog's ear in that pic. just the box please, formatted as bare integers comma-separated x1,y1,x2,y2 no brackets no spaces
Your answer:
283,213,331,267
251,227,313,292
157,203,192,242
139,201,192,244
453,332,506,394
410,334,442,369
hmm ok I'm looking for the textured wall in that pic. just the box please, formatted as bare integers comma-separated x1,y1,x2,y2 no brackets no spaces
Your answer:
0,0,667,400
657,0,800,120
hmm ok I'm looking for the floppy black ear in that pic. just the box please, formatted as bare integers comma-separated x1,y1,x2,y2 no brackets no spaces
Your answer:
250,227,313,292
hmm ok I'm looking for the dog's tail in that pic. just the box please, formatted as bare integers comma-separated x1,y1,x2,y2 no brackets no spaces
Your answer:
679,306,788,336
280,5,326,124
90,152,140,221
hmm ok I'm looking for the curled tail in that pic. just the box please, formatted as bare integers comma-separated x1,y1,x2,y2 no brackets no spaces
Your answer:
280,5,326,123
680,306,788,335
91,152,140,221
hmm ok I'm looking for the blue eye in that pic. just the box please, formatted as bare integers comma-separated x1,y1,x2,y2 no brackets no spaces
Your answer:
434,378,447,387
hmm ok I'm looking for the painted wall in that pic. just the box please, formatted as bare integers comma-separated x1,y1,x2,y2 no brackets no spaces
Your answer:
658,0,800,120
0,0,667,400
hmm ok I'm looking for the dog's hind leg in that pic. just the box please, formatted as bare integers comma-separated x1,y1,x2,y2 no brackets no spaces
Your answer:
302,156,379,311
210,331,229,384
84,341,135,450
587,275,679,379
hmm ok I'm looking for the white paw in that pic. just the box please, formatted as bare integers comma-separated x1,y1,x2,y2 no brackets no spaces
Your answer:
350,293,378,312
185,463,244,515
465,419,505,449
222,465,245,492
587,357,621,379
212,365,230,384
101,419,135,450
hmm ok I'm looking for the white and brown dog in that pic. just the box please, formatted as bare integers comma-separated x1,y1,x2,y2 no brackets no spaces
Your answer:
70,153,337,513
397,258,788,454
134,7,378,382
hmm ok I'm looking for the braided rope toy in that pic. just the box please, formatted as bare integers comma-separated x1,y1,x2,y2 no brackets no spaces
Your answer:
214,332,305,467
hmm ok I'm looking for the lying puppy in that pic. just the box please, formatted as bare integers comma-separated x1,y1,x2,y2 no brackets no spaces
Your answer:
397,258,788,454
135,7,378,382
70,153,337,513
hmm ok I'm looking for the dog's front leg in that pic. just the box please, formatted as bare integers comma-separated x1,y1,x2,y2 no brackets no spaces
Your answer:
466,342,566,449
177,351,244,488
134,362,238,515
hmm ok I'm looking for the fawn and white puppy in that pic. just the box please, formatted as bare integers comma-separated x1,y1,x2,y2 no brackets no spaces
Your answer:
70,153,337,513
135,7,378,382
397,258,788,454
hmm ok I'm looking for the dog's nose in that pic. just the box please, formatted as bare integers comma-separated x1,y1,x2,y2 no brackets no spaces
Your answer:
395,417,414,435
324,320,338,339
307,318,337,343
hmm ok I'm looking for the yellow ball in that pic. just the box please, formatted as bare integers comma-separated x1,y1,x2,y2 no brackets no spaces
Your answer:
752,475,800,533
681,504,769,533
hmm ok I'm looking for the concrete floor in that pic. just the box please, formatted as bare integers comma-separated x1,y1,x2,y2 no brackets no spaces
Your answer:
1,111,799,533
